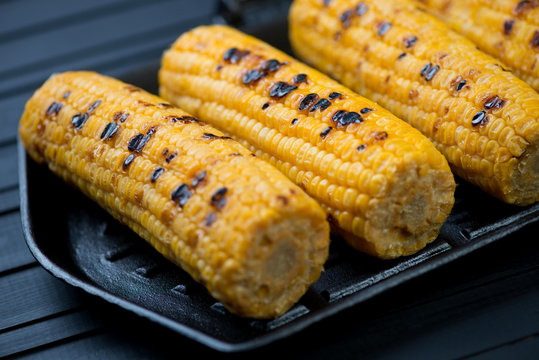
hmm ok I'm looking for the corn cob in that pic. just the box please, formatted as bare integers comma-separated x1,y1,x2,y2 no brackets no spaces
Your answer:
158,25,456,260
289,0,539,205
18,71,330,319
416,0,539,91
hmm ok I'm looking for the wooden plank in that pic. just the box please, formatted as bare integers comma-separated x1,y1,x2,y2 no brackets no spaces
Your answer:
0,142,18,190
0,309,104,358
0,266,86,332
0,211,35,274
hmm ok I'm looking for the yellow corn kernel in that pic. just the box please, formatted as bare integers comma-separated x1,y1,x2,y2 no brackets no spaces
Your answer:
18,71,330,319
289,0,539,205
158,25,456,259
416,0,539,91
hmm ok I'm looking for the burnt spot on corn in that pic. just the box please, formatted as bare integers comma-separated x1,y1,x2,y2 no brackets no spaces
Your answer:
128,133,144,152
269,81,298,98
113,111,130,123
484,95,506,110
378,21,391,36
100,122,119,140
171,184,192,208
291,118,299,125
425,65,440,81
191,171,207,188
46,102,62,116
292,73,307,84
531,30,539,48
504,20,515,36
211,187,228,210
299,93,319,111
397,52,407,60
320,126,332,139
360,107,373,114
162,148,169,156
340,9,354,28
135,100,154,107
310,98,331,112
243,69,266,84
71,113,88,130
202,133,232,140
62,91,70,99
328,92,342,100
261,102,270,110
129,127,157,153
332,111,362,127
357,144,367,152
158,102,172,108
87,99,102,114
404,35,418,48
456,79,467,91
514,0,538,16
323,0,331,6
356,2,368,16
165,115,199,124
165,152,177,163
277,195,289,205
374,131,388,140
205,212,217,226
216,64,223,71
472,111,488,126
123,154,135,169
223,48,250,64
261,59,283,72
151,167,164,183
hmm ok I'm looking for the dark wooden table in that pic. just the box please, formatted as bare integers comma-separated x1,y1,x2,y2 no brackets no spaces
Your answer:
1,1,538,358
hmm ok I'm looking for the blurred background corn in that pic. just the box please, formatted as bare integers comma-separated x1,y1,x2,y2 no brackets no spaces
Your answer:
289,0,539,206
416,0,539,91
158,25,455,260
18,71,330,319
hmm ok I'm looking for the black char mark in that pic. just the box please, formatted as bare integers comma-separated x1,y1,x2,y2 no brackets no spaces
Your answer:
87,99,102,114
397,52,407,60
123,154,135,169
223,48,250,64
261,59,283,72
128,133,144,152
340,9,354,28
292,73,307,84
210,187,228,210
291,118,299,125
332,111,362,127
356,2,368,16
243,69,266,84
375,131,388,140
269,81,298,98
531,30,539,47
360,107,373,114
191,171,207,188
262,102,270,110
202,133,232,140
320,126,332,139
171,184,192,208
421,63,432,76
471,111,488,126
165,152,177,163
151,167,164,182
100,122,119,140
46,102,62,116
309,98,332,112
514,0,537,15
62,91,71,99
425,65,440,81
113,111,130,123
404,35,418,48
357,144,367,152
71,113,88,130
166,115,199,124
299,93,319,111
378,21,391,36
484,95,506,110
328,92,342,100
504,20,515,36
205,212,217,226
456,79,467,91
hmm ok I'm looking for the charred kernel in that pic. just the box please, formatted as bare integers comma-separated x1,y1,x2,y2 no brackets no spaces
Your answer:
100,122,119,140
62,91,70,99
162,148,169,156
228,49,249,64
158,102,172,108
340,9,354,28
471,111,488,126
243,69,266,84
291,118,299,125
514,0,534,15
223,47,237,61
375,131,388,140
113,111,129,123
169,115,198,123
356,2,368,16
404,35,418,48
420,63,432,76
230,152,241,156
261,102,270,110
261,59,282,72
146,126,158,136
332,110,346,123
215,64,223,71
123,153,135,169
205,212,217,226
46,101,62,116
202,133,232,140
71,113,88,130
504,20,515,36
171,184,191,208
425,65,440,81
269,81,298,98
299,93,319,111
456,79,467,91
333,111,362,127
191,170,207,188
128,133,144,152
309,98,331,112
378,21,391,36
165,152,177,163
320,126,332,139
357,144,367,152
210,187,228,210
292,73,307,84
531,30,539,47
87,99,102,114
397,52,406,60
360,107,373,114
134,134,151,153
328,92,342,100
484,95,500,109
151,167,164,182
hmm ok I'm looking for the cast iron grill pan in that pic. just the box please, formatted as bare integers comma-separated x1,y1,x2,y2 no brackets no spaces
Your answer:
19,3,539,352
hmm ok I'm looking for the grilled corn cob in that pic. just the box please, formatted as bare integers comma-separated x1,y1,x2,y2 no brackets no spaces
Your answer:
289,0,539,205
416,0,539,91
158,25,456,259
18,71,330,319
